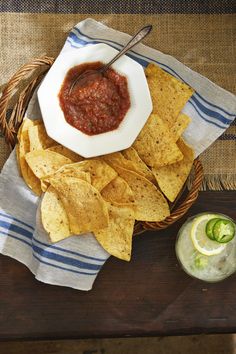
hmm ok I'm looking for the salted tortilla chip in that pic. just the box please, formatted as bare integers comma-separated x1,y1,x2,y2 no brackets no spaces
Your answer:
152,138,194,202
16,118,34,173
113,165,170,222
28,124,55,151
101,176,135,205
177,137,195,160
25,150,72,180
47,145,84,162
41,180,50,192
94,203,135,261
145,63,194,128
53,160,117,191
170,113,191,142
16,119,41,195
41,185,71,242
49,176,109,234
17,118,42,142
102,151,154,182
43,167,91,192
17,118,41,168
122,147,155,182
44,164,91,186
133,113,183,168
46,166,91,184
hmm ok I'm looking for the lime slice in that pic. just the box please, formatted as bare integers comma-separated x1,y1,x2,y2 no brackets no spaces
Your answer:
191,214,226,256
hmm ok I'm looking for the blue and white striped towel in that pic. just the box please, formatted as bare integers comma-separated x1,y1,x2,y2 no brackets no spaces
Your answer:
0,19,235,291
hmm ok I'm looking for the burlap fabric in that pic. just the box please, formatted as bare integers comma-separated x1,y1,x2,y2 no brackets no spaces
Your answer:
0,6,235,189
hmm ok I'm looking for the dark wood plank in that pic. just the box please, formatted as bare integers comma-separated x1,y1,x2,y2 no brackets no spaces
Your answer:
0,335,234,354
0,191,235,340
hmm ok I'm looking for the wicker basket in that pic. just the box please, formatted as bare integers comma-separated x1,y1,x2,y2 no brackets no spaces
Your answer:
0,56,203,234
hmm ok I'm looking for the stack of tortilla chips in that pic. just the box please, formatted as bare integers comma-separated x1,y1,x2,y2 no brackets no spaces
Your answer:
17,63,195,261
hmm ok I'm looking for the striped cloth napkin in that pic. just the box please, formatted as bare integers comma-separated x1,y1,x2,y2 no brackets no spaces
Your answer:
0,19,235,291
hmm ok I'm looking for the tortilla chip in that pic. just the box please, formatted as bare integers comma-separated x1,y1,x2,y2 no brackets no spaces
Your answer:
133,113,183,168
113,165,170,221
47,145,84,162
152,138,194,202
170,113,191,142
46,166,91,184
17,118,41,141
94,203,135,261
101,176,135,205
178,137,195,159
16,118,34,174
122,147,155,182
53,160,117,191
28,124,55,151
41,180,50,193
102,151,154,182
145,63,194,128
16,118,40,170
41,185,71,242
49,176,109,234
25,150,72,180
17,119,41,195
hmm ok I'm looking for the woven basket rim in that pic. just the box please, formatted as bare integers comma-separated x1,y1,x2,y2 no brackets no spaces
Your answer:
0,55,204,234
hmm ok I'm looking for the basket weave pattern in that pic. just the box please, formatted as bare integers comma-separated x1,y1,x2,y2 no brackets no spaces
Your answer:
0,56,203,234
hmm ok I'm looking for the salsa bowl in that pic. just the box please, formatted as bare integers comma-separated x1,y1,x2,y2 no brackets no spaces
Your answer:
37,43,152,158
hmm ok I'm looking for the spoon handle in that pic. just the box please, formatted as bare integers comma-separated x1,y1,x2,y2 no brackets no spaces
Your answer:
101,25,152,72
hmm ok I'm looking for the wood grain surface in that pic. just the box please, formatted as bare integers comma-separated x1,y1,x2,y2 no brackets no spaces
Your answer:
0,335,235,354
0,191,235,340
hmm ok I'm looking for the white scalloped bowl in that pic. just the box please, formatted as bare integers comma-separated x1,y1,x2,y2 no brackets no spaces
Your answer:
37,43,152,158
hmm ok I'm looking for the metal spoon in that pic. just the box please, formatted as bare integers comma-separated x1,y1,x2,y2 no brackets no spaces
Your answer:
69,24,152,94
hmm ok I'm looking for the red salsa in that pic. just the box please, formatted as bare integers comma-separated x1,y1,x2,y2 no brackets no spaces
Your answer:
58,61,130,135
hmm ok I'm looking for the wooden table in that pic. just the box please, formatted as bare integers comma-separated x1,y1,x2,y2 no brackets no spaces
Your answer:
0,191,235,340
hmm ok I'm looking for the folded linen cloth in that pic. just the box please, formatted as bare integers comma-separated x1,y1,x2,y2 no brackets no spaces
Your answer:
0,18,235,291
